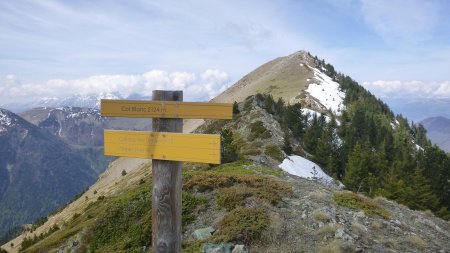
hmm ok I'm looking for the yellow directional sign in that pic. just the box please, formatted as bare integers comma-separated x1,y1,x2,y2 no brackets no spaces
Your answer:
104,130,221,164
101,99,233,119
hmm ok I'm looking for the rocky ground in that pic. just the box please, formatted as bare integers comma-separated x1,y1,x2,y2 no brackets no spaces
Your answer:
186,172,450,253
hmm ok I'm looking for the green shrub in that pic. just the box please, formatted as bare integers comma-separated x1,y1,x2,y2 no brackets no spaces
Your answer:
221,129,238,163
213,208,269,244
216,183,288,211
265,145,283,161
19,225,59,251
202,120,228,134
182,240,204,253
184,171,293,199
240,145,261,156
248,121,271,141
334,192,390,218
85,185,206,252
85,185,152,252
72,213,81,221
216,186,250,211
233,101,240,115
182,192,208,226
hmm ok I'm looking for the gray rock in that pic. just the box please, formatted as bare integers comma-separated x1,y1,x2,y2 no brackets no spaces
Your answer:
354,211,366,219
335,227,353,242
232,244,249,253
204,243,234,253
194,227,215,240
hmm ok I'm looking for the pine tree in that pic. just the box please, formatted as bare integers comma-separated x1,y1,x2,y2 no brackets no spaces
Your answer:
262,94,275,114
379,169,411,206
303,114,320,153
282,103,305,138
417,146,450,209
407,166,440,211
221,129,238,163
233,101,240,115
343,142,369,192
275,97,285,116
282,132,293,155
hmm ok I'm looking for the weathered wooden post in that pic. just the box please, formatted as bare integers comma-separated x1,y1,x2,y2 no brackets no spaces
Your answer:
151,90,182,253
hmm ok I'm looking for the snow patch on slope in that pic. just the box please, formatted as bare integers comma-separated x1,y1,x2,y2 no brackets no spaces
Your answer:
0,109,13,132
279,155,335,185
415,144,424,151
301,108,331,123
306,67,345,115
301,108,341,126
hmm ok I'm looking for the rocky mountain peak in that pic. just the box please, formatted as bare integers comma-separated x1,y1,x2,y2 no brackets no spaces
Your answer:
285,50,316,64
0,108,12,126
0,108,21,133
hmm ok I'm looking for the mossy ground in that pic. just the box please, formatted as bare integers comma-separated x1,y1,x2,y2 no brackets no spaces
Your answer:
20,160,291,252
333,192,390,218
212,208,269,244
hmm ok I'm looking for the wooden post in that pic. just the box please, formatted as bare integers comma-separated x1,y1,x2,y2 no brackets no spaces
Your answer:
152,90,183,253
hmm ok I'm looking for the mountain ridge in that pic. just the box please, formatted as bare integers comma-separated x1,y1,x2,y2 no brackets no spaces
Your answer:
420,116,450,153
2,51,450,252
0,108,97,241
4,94,450,252
3,92,151,113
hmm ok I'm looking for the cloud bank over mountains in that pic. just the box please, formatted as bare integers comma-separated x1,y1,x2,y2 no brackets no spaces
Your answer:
363,80,450,99
0,69,230,105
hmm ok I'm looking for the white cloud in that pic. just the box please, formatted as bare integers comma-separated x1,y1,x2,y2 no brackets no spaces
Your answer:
359,0,439,44
363,80,450,99
0,69,231,105
434,82,450,97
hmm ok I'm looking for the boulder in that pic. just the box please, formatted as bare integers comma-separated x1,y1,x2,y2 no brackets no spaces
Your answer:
193,227,215,240
204,243,234,253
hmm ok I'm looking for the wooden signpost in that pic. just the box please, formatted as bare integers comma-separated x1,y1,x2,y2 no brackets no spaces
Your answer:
101,90,232,253
104,130,221,164
101,99,232,119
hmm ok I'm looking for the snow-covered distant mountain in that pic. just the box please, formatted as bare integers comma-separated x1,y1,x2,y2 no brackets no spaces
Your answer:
3,92,151,112
58,92,122,109
0,108,96,239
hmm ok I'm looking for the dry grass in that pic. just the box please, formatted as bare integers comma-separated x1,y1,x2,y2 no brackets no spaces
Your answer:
313,210,331,222
422,209,434,217
184,171,293,197
371,220,384,229
351,221,367,237
211,52,311,104
317,240,343,253
404,235,427,250
315,224,339,236
309,191,329,202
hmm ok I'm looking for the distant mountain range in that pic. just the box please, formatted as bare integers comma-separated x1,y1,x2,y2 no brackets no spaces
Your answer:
421,116,450,153
0,106,152,241
384,97,450,122
20,106,150,146
3,92,151,113
19,106,151,175
0,108,97,239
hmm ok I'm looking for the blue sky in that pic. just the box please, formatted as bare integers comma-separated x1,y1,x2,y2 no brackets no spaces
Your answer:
1,0,450,118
